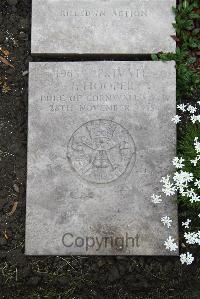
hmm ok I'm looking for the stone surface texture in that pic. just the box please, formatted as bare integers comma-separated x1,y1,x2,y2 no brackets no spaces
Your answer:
26,61,178,255
31,0,176,54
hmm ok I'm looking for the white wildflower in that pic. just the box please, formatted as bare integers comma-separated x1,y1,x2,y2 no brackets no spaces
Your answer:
172,157,185,169
160,175,171,184
186,188,195,198
190,193,200,203
180,252,194,265
187,105,197,114
194,137,200,153
182,219,191,229
161,216,172,228
161,175,176,196
164,236,178,252
194,179,200,189
151,194,162,204
179,187,188,196
184,231,200,245
173,171,193,191
184,232,196,244
172,115,181,124
162,183,176,196
177,103,187,112
185,188,200,203
191,115,198,124
190,155,200,166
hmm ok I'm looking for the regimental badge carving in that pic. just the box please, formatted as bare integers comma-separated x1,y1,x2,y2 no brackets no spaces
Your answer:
67,119,136,184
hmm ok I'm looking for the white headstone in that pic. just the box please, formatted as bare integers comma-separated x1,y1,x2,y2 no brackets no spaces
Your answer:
31,0,176,54
26,61,178,255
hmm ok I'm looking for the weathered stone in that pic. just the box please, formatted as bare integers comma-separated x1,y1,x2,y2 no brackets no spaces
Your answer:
26,61,178,255
31,0,176,54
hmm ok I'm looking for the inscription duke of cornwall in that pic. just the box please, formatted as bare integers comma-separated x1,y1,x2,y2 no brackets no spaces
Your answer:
31,0,176,54
26,62,178,255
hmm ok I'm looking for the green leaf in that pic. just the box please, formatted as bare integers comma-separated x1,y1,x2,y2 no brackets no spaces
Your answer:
151,54,159,61
190,13,200,19
192,28,200,36
187,57,197,64
183,0,189,9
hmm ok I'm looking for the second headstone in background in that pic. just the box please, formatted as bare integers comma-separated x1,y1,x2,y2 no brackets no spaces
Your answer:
31,0,176,55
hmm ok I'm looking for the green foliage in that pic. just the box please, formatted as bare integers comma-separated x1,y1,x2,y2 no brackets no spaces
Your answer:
151,0,200,100
178,122,200,205
179,123,200,177
152,0,200,215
